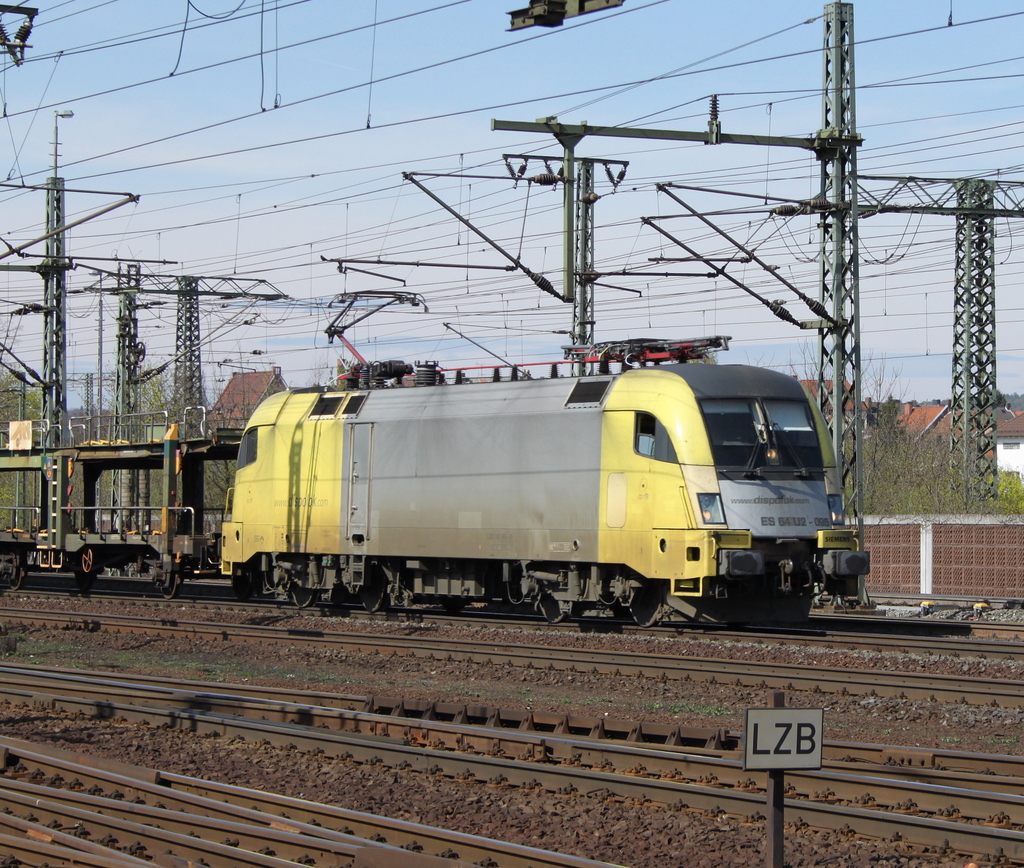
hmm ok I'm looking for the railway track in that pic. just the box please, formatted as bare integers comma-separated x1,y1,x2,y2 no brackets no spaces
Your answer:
0,732,615,868
2,664,1024,863
7,582,1024,653
4,606,1024,707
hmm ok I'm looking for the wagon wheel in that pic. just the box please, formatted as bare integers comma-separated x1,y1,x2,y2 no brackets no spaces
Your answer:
4,554,26,590
159,571,183,600
74,569,96,593
74,549,97,594
629,582,663,628
288,583,319,609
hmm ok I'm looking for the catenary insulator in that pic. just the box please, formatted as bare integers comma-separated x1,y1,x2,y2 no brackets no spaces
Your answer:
581,192,600,204
772,203,799,216
529,173,561,186
529,272,556,296
415,361,439,386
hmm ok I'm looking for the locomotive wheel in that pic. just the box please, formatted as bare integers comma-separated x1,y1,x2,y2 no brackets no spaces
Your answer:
359,574,389,613
231,568,255,601
289,584,319,608
537,593,568,624
503,563,526,605
440,596,466,614
629,583,663,628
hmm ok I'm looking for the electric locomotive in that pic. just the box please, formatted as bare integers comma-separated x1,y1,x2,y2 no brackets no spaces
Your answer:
221,361,867,624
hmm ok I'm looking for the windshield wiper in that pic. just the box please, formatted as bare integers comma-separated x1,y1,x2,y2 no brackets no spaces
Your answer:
742,435,764,479
771,424,810,478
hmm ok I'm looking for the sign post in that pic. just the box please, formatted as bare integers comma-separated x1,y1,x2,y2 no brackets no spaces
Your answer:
743,691,824,868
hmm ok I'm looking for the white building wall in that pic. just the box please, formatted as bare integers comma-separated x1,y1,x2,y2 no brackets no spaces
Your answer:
996,436,1024,476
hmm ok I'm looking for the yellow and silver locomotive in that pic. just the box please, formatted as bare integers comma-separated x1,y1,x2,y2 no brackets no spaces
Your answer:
221,361,867,624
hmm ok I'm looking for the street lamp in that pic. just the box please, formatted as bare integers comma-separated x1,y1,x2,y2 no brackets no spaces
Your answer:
52,108,72,178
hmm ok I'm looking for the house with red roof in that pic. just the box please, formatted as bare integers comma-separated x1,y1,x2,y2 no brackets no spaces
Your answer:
208,367,288,429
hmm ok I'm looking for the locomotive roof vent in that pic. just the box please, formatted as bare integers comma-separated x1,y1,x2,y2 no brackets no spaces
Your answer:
308,393,346,420
564,378,612,409
342,393,367,416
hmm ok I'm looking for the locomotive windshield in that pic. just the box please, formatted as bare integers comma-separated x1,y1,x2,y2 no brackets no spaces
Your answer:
700,398,823,471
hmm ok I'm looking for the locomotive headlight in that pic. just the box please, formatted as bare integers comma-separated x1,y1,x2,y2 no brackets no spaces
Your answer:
698,493,726,525
828,494,845,527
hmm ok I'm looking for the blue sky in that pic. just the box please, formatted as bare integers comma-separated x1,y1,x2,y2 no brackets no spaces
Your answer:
3,0,1024,403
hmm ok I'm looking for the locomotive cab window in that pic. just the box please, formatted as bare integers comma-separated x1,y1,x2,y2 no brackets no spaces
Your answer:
237,427,259,470
763,399,822,469
634,412,678,463
701,398,823,470
701,399,759,467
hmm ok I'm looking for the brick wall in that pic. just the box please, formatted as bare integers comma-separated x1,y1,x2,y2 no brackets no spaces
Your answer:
863,517,1024,598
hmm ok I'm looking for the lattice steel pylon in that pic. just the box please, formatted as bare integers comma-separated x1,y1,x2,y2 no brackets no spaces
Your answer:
857,175,1024,502
42,174,68,448
173,275,206,412
113,263,143,433
816,2,863,527
572,159,596,367
83,270,284,436
951,178,997,502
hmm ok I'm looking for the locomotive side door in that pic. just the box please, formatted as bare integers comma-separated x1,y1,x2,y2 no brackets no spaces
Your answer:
346,422,373,542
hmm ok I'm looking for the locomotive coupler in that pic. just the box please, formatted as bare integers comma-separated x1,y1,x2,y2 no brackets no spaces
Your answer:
778,559,794,593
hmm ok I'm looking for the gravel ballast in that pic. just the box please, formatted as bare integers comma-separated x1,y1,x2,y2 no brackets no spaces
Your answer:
0,594,1011,868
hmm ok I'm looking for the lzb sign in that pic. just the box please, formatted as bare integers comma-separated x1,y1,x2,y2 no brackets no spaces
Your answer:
743,707,824,770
